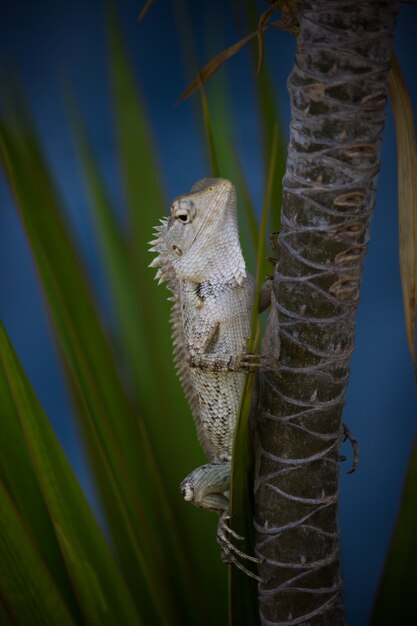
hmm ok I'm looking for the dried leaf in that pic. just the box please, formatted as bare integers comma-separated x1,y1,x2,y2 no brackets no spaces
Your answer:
389,53,417,384
256,1,279,75
228,125,280,626
138,0,156,22
268,17,300,35
177,31,257,104
177,0,299,104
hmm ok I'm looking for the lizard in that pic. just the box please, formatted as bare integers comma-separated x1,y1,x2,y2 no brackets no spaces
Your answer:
148,177,272,579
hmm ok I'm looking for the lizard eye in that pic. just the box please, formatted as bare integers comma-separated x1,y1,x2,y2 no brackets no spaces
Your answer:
171,199,195,223
176,211,190,223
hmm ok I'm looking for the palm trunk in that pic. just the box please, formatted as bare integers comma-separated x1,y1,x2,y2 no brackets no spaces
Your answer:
254,2,399,624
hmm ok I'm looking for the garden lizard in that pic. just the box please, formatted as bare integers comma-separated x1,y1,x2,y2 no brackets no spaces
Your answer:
149,177,271,579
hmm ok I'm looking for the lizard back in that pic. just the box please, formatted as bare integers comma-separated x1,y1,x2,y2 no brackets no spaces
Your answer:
180,277,255,461
149,178,254,461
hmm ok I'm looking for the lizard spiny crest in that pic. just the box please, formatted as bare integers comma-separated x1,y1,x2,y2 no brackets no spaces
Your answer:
148,178,246,286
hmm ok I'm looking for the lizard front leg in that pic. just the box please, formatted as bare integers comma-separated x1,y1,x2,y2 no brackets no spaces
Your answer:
186,316,260,372
186,283,276,372
188,351,265,372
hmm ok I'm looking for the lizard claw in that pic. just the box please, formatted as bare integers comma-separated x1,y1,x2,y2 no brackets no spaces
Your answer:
237,353,263,371
238,353,279,373
219,513,245,540
216,512,265,582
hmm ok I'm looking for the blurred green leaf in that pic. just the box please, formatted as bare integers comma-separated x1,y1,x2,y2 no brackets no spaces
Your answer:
173,0,262,270
107,5,176,411
370,51,417,626
0,482,77,626
229,125,279,626
0,322,141,625
201,80,258,272
388,53,417,383
254,68,285,236
106,13,220,622
370,432,417,625
0,597,15,626
67,94,144,388
244,0,286,235
200,84,220,177
0,109,178,625
0,326,82,623
231,147,259,256
106,6,207,538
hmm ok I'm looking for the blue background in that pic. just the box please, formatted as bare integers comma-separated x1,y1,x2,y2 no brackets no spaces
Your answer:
1,2,416,625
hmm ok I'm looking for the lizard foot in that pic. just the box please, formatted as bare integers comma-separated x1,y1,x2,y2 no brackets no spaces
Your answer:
216,512,264,582
342,423,359,474
238,353,279,373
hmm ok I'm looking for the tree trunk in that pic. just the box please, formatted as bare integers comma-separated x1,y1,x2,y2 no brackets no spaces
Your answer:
254,2,399,624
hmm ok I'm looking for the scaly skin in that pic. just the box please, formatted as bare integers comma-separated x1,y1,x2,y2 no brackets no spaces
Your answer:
149,178,265,577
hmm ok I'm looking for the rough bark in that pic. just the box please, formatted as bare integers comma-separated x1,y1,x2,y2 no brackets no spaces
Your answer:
254,2,399,625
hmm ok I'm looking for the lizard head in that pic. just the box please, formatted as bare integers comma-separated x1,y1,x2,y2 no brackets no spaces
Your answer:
149,178,246,285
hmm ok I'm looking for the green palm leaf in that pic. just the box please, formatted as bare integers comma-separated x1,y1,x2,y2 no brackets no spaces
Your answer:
229,126,279,626
0,322,141,625
0,104,178,625
0,483,76,626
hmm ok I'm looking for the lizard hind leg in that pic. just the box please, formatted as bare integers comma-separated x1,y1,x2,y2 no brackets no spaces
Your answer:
180,461,230,512
180,462,264,581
